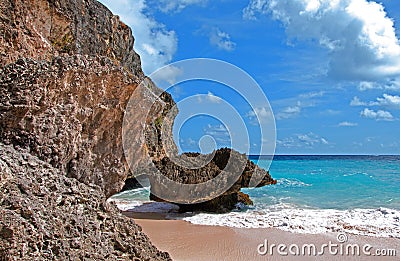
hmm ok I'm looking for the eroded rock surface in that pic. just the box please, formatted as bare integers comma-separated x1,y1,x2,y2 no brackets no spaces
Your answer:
0,0,156,197
0,143,170,260
0,0,170,259
148,148,276,213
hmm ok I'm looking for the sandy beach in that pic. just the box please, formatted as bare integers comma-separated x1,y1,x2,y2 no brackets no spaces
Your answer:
126,213,399,261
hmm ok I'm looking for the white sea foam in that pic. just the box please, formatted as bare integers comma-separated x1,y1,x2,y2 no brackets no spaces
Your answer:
127,202,180,213
107,187,150,211
107,187,180,213
182,207,400,238
277,178,312,188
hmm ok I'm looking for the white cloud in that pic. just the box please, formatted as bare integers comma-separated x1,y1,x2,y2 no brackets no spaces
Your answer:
338,121,358,127
375,94,400,109
360,108,394,121
203,124,230,144
209,28,237,51
98,0,177,74
351,94,400,109
152,0,208,13
152,65,183,85
276,105,301,119
324,109,341,115
277,132,330,148
350,96,367,106
243,0,400,83
273,91,324,120
299,91,325,99
247,107,274,124
197,92,223,103
358,79,400,91
206,92,222,103
358,81,383,91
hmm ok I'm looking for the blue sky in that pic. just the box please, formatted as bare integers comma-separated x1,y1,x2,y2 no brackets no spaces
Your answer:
99,0,400,155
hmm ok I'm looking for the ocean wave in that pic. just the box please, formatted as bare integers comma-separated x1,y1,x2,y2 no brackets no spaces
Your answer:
182,207,400,238
107,199,145,211
107,187,150,211
276,178,312,188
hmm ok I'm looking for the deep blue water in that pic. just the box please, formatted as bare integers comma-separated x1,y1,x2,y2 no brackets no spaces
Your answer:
244,155,400,210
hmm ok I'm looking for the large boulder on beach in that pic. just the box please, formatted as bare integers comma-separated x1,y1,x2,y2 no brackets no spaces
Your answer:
142,91,277,212
148,148,276,213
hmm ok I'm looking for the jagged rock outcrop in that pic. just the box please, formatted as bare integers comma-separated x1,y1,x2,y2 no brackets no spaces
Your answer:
148,148,276,213
0,143,170,260
142,90,276,212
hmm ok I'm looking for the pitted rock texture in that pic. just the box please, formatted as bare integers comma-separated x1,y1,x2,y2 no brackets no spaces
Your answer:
148,148,276,213
0,143,171,260
0,0,157,198
0,0,171,259
0,0,143,75
0,56,139,197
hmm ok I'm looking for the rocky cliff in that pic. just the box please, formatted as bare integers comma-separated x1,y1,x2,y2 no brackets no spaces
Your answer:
0,0,170,259
0,0,149,197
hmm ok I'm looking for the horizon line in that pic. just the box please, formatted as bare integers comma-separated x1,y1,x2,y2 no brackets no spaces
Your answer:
247,154,400,156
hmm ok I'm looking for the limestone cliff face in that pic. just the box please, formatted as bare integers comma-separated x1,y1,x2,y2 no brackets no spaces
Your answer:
0,0,171,259
0,0,155,197
0,0,142,74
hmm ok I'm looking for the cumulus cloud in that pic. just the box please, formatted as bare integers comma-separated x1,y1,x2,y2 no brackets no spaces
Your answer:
98,0,177,74
277,132,329,148
243,0,400,83
350,96,367,106
206,92,222,103
360,108,394,121
276,105,301,119
197,92,223,103
338,121,358,127
375,94,400,109
151,0,208,13
209,28,237,51
247,107,274,124
351,94,400,109
358,80,400,91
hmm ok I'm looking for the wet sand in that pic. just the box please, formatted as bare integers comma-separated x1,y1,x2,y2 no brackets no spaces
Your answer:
127,213,400,261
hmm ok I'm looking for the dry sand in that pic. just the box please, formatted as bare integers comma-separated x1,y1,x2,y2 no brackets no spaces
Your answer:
125,213,400,261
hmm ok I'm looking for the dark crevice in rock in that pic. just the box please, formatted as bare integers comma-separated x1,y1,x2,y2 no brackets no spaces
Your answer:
121,177,144,192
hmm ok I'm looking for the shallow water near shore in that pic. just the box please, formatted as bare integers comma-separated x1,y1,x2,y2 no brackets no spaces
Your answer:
109,155,400,238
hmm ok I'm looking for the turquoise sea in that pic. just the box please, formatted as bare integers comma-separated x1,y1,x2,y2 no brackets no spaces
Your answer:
247,155,400,210
110,155,400,238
